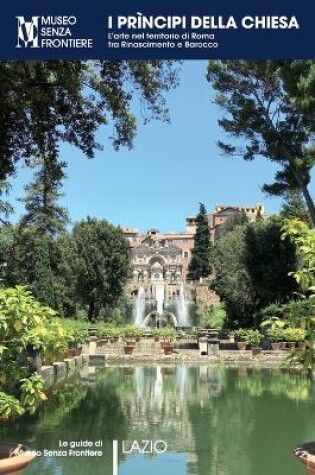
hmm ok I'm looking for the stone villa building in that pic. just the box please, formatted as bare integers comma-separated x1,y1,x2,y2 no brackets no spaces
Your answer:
123,203,266,284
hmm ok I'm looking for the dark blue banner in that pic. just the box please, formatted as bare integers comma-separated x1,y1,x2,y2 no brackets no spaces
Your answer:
0,0,313,59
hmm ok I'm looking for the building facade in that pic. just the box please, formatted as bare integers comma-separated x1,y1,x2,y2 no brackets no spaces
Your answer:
123,228,195,282
123,203,266,284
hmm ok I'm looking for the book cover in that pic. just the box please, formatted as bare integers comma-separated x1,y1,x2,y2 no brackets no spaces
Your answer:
0,1,315,475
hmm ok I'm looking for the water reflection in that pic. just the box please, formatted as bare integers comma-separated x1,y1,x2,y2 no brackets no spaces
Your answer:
2,365,315,475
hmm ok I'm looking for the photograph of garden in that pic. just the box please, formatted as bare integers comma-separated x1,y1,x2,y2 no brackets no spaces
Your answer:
1,60,315,475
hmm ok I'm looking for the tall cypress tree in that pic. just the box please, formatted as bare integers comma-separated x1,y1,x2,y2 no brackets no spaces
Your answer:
188,203,212,281
14,155,69,307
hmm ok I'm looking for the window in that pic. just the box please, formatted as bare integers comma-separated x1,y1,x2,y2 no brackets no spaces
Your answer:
183,251,189,259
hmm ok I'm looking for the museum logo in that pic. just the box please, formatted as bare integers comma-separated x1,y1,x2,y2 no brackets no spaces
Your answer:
16,16,93,49
16,16,39,48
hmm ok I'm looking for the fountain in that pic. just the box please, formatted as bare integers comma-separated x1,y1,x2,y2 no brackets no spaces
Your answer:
132,282,192,328
155,284,165,317
142,310,177,327
176,282,190,327
133,286,146,326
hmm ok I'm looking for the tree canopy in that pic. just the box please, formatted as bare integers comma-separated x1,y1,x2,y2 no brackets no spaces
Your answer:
243,218,298,308
0,181,13,224
0,60,179,180
213,224,255,328
207,60,315,226
280,189,310,224
66,218,131,321
213,218,298,327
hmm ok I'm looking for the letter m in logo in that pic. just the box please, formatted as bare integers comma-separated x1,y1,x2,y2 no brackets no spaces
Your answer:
16,16,39,47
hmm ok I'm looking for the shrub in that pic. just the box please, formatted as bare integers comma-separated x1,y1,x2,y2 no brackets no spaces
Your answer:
121,324,144,339
259,303,286,322
201,304,226,330
243,329,262,347
267,327,285,342
155,327,177,341
56,319,89,347
283,328,306,342
260,317,286,341
234,328,248,342
0,286,60,419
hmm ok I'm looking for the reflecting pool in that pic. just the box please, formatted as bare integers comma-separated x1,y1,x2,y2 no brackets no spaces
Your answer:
2,365,315,475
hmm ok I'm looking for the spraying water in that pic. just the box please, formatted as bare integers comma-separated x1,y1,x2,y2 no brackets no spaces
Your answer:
133,286,146,326
155,284,165,316
176,282,190,326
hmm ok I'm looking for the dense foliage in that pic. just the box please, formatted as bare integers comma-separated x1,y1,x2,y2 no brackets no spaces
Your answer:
213,218,298,328
62,218,131,321
0,287,55,419
0,60,179,181
213,224,256,328
207,61,315,225
244,218,298,307
197,304,227,330
2,219,131,320
0,285,153,420
282,219,315,375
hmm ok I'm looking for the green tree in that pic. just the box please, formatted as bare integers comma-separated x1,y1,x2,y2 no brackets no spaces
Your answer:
0,224,13,286
52,233,79,317
0,287,57,419
69,218,131,321
213,225,255,328
280,189,310,224
282,219,315,376
20,157,69,236
0,181,13,224
207,60,315,226
5,226,56,307
188,203,212,281
5,225,35,287
221,210,248,236
13,155,69,307
31,237,55,308
213,218,298,328
243,218,298,309
0,60,179,181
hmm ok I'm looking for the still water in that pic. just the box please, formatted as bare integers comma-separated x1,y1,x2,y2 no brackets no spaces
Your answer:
1,365,315,475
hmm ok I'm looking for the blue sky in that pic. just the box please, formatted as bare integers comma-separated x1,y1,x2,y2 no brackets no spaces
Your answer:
9,60,302,233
